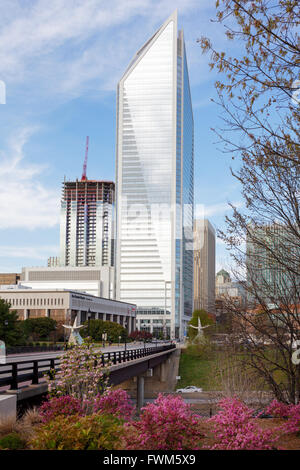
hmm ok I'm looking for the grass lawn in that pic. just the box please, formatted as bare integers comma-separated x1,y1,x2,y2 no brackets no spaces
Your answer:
177,343,292,392
177,349,218,390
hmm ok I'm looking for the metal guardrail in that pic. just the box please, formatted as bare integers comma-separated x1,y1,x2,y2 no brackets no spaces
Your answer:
0,344,176,390
7,345,64,355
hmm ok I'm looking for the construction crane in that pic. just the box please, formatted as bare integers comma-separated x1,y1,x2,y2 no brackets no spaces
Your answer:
81,136,89,181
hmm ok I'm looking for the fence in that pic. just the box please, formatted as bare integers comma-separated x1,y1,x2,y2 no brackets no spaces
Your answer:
0,344,176,391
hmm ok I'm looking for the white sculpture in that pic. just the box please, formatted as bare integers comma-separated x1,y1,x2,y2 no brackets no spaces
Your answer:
63,319,86,345
189,316,211,341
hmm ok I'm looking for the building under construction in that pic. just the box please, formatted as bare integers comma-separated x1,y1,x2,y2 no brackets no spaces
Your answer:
59,179,115,267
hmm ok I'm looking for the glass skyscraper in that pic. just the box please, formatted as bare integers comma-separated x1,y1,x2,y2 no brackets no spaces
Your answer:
115,11,194,339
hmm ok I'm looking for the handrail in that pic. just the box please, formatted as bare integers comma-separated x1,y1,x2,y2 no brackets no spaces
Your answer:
0,344,176,390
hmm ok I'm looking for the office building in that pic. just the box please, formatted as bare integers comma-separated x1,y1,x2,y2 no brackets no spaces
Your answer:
215,269,245,299
48,257,60,268
0,288,136,333
194,219,215,313
0,273,21,286
60,179,115,268
246,224,299,304
115,11,194,339
20,266,114,299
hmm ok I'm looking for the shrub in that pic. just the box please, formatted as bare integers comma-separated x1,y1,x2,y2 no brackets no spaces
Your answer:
123,394,204,450
18,407,44,441
81,319,128,343
0,432,26,450
0,299,26,346
129,330,153,342
39,396,84,423
21,317,57,342
30,414,124,450
46,342,109,401
207,397,278,450
94,389,135,420
265,400,300,434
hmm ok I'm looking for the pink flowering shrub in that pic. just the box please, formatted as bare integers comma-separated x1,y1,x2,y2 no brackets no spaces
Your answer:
94,389,135,420
123,394,204,450
265,400,300,434
39,396,84,423
207,397,278,450
46,343,109,401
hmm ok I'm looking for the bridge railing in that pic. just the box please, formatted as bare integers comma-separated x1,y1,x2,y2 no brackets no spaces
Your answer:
0,344,176,391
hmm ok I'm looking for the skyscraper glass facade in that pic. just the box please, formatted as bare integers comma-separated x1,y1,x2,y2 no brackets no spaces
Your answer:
115,11,194,338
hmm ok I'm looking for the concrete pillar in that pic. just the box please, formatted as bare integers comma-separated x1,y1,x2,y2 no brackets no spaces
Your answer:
103,313,106,322
116,315,120,325
128,317,132,334
0,395,16,421
23,309,28,320
137,375,144,412
45,309,50,318
160,361,167,383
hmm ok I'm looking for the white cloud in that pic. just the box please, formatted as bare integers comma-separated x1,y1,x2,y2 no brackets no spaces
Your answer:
0,0,213,99
195,201,243,218
0,127,60,229
0,244,59,260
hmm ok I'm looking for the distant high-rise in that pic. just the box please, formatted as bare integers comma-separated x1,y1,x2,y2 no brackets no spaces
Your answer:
115,11,194,339
194,219,215,313
215,269,245,301
60,179,115,267
246,224,299,304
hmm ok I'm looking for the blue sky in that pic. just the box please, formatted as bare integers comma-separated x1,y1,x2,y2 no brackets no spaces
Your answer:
0,0,244,274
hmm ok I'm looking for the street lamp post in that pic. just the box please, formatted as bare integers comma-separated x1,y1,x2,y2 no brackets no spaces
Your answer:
102,331,107,348
87,309,91,337
124,322,127,353
163,281,171,340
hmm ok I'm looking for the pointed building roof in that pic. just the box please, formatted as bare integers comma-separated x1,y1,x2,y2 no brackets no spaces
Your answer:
216,269,230,278
119,10,178,83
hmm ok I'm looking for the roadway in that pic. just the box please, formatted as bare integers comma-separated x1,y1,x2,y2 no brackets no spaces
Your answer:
0,341,174,393
3,341,172,363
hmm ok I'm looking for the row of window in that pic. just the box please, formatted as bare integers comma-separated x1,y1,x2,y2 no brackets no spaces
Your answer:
7,297,65,307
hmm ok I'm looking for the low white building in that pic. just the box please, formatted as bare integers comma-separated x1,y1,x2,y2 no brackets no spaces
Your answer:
20,266,114,299
0,288,136,333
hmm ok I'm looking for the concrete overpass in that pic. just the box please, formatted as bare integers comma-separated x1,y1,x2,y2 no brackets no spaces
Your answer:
0,344,179,417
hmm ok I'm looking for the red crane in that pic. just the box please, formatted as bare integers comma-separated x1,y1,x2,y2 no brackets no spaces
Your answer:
81,136,89,181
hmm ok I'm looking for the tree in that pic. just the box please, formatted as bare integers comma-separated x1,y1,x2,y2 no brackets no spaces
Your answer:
81,320,128,343
0,299,25,347
188,309,215,341
129,330,153,342
21,317,57,342
199,0,300,403
199,0,299,168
